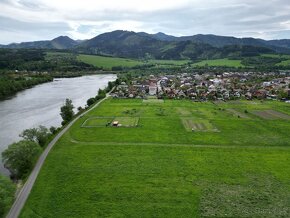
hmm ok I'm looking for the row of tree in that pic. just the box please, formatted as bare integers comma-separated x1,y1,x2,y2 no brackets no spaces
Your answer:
2,126,56,180
0,75,53,99
0,79,117,217
86,80,120,107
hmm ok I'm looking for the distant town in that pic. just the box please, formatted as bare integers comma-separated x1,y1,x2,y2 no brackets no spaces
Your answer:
112,71,290,102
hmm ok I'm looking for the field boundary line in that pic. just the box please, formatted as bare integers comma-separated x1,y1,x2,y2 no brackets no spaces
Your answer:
69,139,290,150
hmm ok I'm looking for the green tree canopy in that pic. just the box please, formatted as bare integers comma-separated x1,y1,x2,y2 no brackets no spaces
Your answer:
20,125,51,147
60,99,74,125
2,140,41,179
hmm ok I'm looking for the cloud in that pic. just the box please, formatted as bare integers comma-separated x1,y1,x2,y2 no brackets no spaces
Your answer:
0,0,290,43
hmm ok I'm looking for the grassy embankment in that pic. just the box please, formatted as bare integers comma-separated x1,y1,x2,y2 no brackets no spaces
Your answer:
20,99,290,217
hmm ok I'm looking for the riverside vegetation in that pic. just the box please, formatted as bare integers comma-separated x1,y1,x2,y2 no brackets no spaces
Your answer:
0,80,116,217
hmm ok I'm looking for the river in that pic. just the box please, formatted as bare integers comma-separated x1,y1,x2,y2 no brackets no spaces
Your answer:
0,74,116,175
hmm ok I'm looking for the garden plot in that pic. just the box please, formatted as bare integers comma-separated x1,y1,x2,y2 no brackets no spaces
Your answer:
143,99,164,103
227,109,250,118
176,107,192,116
181,118,218,132
82,117,113,127
252,110,290,120
112,117,139,127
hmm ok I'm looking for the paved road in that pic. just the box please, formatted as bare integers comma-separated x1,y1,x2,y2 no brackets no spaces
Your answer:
6,92,112,218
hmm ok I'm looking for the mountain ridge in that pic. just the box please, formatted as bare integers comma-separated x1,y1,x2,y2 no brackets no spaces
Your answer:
1,30,290,59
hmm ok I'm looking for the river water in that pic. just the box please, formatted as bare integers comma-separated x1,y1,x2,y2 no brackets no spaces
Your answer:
0,74,116,175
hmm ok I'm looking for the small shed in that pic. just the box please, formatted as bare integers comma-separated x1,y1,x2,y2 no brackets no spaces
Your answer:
112,121,119,126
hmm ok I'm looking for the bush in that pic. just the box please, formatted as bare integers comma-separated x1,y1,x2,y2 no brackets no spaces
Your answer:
49,126,57,135
87,98,96,107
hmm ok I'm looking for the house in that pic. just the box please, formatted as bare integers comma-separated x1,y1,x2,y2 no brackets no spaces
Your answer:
149,83,157,95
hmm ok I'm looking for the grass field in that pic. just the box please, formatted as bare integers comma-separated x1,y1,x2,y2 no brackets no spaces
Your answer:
20,99,290,217
77,54,143,70
77,54,191,70
277,59,290,66
260,54,290,66
192,58,244,67
147,59,190,66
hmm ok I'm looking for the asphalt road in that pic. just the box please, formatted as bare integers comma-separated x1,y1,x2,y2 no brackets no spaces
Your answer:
6,92,112,218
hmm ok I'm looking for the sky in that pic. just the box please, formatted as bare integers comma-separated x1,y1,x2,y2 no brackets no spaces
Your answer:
1,0,290,44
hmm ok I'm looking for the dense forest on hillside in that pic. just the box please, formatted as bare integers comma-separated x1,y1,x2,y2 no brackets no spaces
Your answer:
0,49,97,72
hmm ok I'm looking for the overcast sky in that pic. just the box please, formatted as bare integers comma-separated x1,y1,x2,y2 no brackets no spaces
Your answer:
1,0,290,44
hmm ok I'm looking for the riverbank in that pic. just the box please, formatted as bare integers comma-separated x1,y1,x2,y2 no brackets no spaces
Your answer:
0,71,117,100
0,74,117,176
0,75,53,100
5,84,116,218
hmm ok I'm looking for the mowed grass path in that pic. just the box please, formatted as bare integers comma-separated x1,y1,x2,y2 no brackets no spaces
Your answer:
21,99,290,217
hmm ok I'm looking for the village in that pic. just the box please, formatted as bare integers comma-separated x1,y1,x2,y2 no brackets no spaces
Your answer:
111,71,290,102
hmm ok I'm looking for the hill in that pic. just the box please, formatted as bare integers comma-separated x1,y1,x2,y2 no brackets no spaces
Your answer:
143,32,290,53
76,30,274,60
1,30,290,60
0,36,79,50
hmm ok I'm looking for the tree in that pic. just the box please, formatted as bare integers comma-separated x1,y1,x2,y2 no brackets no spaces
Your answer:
277,90,287,99
60,98,74,125
2,140,41,179
87,97,96,107
20,125,51,147
49,126,57,135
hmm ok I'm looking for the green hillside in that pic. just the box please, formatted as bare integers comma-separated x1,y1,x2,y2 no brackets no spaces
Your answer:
21,99,290,217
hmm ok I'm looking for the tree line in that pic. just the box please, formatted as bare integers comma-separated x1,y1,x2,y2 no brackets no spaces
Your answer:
0,75,53,99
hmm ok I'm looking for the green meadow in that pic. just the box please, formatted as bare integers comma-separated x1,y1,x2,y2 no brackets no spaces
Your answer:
77,54,190,70
147,59,191,66
77,54,143,70
21,99,290,217
192,58,244,67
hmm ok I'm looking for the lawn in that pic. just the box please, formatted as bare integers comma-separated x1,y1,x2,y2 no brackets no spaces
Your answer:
192,58,244,67
20,99,290,217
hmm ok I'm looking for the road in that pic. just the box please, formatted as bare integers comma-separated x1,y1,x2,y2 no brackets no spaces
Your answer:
6,91,112,218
